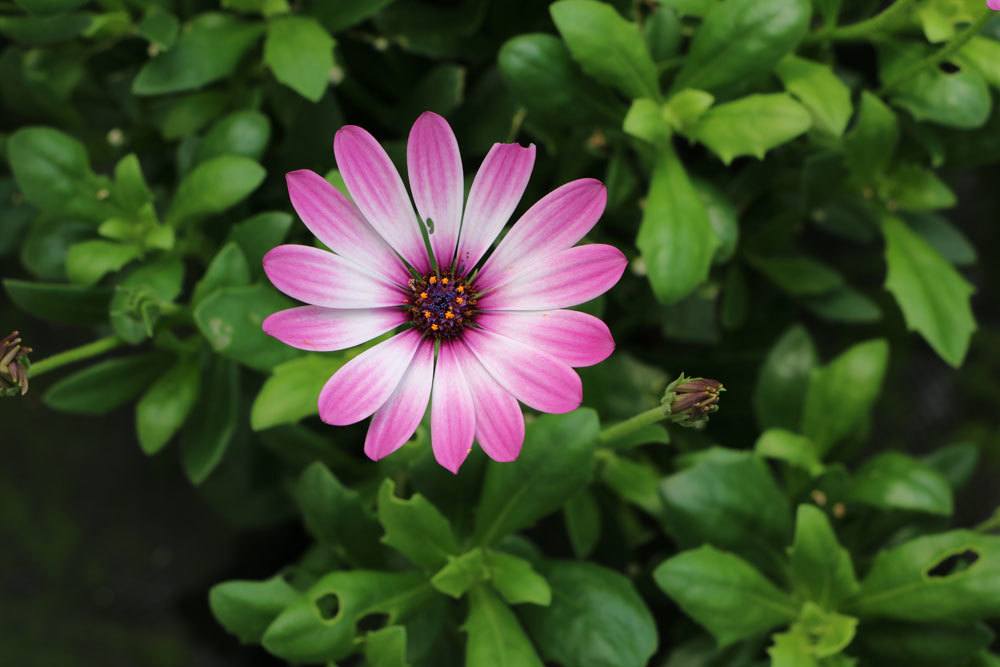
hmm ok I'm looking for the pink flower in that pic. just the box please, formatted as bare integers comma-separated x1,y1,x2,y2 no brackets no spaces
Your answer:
262,112,626,473
990,0,1000,10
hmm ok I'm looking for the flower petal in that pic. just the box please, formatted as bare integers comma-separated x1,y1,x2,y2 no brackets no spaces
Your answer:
477,179,606,290
431,342,475,474
459,343,524,462
286,169,410,285
334,125,430,273
263,244,404,308
407,112,464,269
453,142,535,273
364,340,434,461
318,329,422,425
478,244,627,311
463,327,582,414
263,306,406,352
476,309,614,367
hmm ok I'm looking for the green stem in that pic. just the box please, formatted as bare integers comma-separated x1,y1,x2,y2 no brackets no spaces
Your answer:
598,406,666,446
811,0,917,42
881,11,992,92
28,335,124,379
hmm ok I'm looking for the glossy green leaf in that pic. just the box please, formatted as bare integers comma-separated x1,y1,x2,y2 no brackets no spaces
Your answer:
856,620,993,667
879,163,956,212
599,452,663,517
883,215,976,367
958,36,1000,89
789,505,859,609
849,452,954,516
135,355,201,455
166,155,266,226
844,92,898,183
3,279,111,325
226,212,292,277
754,325,817,431
663,88,715,133
309,0,394,32
909,214,977,267
563,489,601,558
624,98,670,146
776,55,852,136
181,357,239,484
364,625,409,667
137,6,179,49
465,586,543,667
755,429,824,477
264,16,334,102
65,240,141,286
689,93,812,164
194,110,272,164
210,575,301,644
192,242,252,307
250,354,346,430
432,548,489,598
748,254,844,296
43,352,169,415
377,478,459,570
489,551,551,606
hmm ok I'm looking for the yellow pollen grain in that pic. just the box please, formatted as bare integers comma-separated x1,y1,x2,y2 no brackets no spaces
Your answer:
429,276,438,284
456,285,464,293
456,297,465,305
441,277,449,285
423,310,431,318
445,311,455,319
420,292,428,299
431,323,439,331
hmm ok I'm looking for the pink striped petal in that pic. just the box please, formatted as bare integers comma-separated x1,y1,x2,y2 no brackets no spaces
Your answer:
431,342,476,474
459,343,524,462
334,126,430,273
476,310,614,367
364,340,434,461
477,179,607,290
318,330,423,425
262,306,406,352
286,170,410,286
453,143,535,274
463,328,582,414
407,112,464,270
263,244,405,308
478,244,626,311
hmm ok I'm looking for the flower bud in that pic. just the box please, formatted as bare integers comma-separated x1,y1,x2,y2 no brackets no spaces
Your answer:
662,373,724,428
0,331,31,397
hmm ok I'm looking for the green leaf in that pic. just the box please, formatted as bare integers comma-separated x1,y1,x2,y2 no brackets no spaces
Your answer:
137,6,179,50
364,625,409,667
800,339,889,453
135,355,201,455
292,462,383,566
755,429,824,477
263,570,431,663
599,452,663,517
844,92,898,184
250,354,347,430
924,442,980,490
43,353,169,415
659,451,792,573
7,126,113,221
655,545,797,647
850,531,1000,622
624,98,671,146
465,586,544,667
748,254,844,296
522,561,655,667
789,505,859,609
958,36,1000,89
194,283,297,371
909,214,977,267
166,155,266,226
643,4,681,62
550,0,659,100
883,215,976,367
688,93,812,164
192,242,252,307
309,0,394,32
775,55,852,137
226,211,292,277
377,478,459,570
180,357,239,485
801,286,882,324
0,12,93,44
111,154,153,213
194,110,272,164
132,13,265,95
879,163,956,212
769,604,858,666
754,325,817,431
473,410,598,546
65,240,141,286
563,489,601,558
209,575,301,644
673,0,810,94
432,548,490,598
856,620,993,667
489,551,551,606
264,16,334,102
14,0,88,13
3,279,111,325
849,452,954,516
636,144,719,304
155,91,228,140
663,88,715,133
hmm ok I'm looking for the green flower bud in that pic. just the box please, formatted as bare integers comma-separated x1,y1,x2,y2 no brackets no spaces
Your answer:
0,331,31,397
662,373,724,429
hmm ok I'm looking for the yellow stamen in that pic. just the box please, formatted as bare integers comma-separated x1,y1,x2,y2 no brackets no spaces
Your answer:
445,311,455,319
423,310,432,318
441,277,449,285
456,285,464,293
456,297,465,305
431,323,439,331
429,276,438,284
420,292,428,299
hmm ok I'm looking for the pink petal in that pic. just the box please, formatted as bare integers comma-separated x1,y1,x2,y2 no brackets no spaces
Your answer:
463,328,582,414
407,112,464,270
318,329,423,425
262,306,406,352
476,310,614,367
334,125,430,273
453,143,535,274
286,170,410,286
458,343,524,462
477,179,606,290
364,340,434,461
478,244,627,311
430,342,476,474
263,244,405,308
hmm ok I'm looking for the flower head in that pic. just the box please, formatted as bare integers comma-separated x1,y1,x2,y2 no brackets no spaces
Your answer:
990,0,1000,10
1,331,31,397
662,373,724,429
262,112,626,472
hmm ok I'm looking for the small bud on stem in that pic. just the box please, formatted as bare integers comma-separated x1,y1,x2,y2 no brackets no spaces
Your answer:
662,373,724,429
0,331,32,397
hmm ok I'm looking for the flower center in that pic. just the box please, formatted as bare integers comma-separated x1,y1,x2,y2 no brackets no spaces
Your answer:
407,273,477,338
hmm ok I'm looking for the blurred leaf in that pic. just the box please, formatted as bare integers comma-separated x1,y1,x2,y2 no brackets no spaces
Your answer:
264,16,334,102
210,575,301,645
250,354,346,430
802,286,882,324
600,452,663,517
489,551,551,606
550,0,659,100
309,0,395,32
637,144,718,304
133,13,265,95
883,215,975,367
137,6,179,50
474,409,598,545
879,163,956,212
789,505,859,609
135,354,201,455
776,55,852,136
0,12,93,44
924,442,979,490
194,110,272,164
800,339,889,453
192,242,252,306
227,212,292,277
523,561,656,667
432,548,489,598
181,357,240,484
377,478,459,571
43,352,169,415
624,98,671,146
655,545,797,646
754,325,817,432
465,586,543,667
3,279,110,325
748,254,844,296
13,0,88,12
166,155,266,226
908,214,977,267
364,625,409,667
769,603,858,666
958,36,1000,89
755,429,824,477
65,240,140,286
662,89,715,134
194,283,297,370
563,489,601,558
856,620,993,667
688,93,812,164
844,92,898,184
849,452,954,516
643,4,681,62
155,91,228,140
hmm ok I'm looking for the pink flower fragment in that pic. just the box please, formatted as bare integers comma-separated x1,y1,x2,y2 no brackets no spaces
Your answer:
262,112,625,473
989,1,1000,10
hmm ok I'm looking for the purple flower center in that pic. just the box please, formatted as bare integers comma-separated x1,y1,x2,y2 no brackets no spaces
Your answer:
407,273,477,339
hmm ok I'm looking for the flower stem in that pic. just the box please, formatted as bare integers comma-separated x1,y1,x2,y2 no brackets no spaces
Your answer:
598,406,666,446
811,0,918,42
881,11,992,92
28,335,124,379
